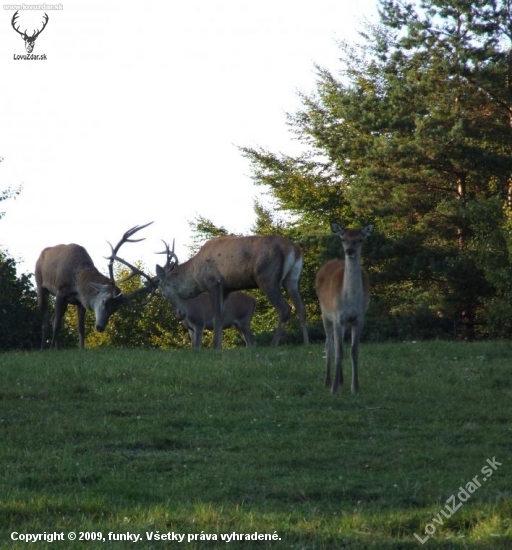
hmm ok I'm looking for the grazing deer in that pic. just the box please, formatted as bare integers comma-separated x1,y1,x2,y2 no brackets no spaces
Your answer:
182,291,256,349
155,235,309,349
315,223,373,394
35,223,154,349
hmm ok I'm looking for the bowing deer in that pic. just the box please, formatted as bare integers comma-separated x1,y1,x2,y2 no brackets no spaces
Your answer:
315,223,373,394
155,235,309,349
182,291,256,349
35,223,154,349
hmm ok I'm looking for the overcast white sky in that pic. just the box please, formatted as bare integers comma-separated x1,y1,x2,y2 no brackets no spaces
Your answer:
0,0,377,279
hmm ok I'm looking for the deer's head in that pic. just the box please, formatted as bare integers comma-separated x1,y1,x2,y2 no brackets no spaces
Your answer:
155,240,191,320
88,282,124,332
12,11,48,53
331,223,374,260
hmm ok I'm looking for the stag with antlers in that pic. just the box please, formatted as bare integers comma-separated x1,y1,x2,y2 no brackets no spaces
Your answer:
35,222,155,349
155,235,309,349
11,11,49,53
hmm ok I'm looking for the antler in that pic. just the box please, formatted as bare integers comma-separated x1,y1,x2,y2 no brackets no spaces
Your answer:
11,11,48,40
156,239,179,272
106,222,152,282
11,11,24,36
31,12,48,41
105,222,157,306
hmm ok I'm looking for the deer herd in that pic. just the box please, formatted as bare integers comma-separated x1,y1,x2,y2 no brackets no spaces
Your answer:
35,221,373,395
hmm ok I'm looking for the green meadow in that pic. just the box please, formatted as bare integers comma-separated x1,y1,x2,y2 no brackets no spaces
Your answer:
0,341,510,549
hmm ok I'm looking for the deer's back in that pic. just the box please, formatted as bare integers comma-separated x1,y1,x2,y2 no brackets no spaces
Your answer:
35,244,107,294
196,235,302,288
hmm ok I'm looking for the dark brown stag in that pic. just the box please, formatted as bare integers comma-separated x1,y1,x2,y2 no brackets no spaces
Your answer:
11,11,49,53
35,223,154,349
182,291,256,349
155,235,309,349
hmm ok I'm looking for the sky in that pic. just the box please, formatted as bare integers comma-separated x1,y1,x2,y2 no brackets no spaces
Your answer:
0,0,378,280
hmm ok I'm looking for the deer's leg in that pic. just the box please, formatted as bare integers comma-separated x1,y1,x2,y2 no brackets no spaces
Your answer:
322,314,334,388
76,303,86,349
38,287,50,350
192,327,203,349
236,320,255,347
242,325,255,347
51,294,68,350
255,265,293,346
283,275,309,345
271,295,291,346
350,323,362,395
181,319,200,349
332,318,345,394
208,287,224,350
259,284,291,346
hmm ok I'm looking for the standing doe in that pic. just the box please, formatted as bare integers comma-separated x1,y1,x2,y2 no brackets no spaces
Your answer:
315,223,373,394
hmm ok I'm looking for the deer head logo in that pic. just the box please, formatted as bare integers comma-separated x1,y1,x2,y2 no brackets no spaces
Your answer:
11,11,49,53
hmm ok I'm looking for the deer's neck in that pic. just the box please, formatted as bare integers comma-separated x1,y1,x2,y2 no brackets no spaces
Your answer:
77,267,110,307
341,257,365,312
178,260,204,299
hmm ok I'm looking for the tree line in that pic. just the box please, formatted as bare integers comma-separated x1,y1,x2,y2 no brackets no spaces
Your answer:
241,0,512,341
1,0,511,349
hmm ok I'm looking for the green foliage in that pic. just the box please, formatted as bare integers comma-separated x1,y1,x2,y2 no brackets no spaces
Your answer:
0,165,22,221
0,180,40,350
1,187,21,220
0,249,40,350
241,0,512,340
1,342,511,548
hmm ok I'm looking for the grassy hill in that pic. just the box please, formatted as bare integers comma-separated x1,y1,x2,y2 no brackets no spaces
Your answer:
0,341,510,548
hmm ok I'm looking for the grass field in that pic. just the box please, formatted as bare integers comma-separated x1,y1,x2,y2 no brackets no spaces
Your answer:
0,341,511,549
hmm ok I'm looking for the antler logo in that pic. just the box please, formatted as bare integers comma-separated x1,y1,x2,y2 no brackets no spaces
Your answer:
11,11,49,53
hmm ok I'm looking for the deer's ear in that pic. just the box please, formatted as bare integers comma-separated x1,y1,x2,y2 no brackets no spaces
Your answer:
156,265,165,278
362,225,374,238
330,222,346,237
89,282,110,293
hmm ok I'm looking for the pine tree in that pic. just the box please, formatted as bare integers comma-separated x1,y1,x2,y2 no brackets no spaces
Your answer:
243,0,512,339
